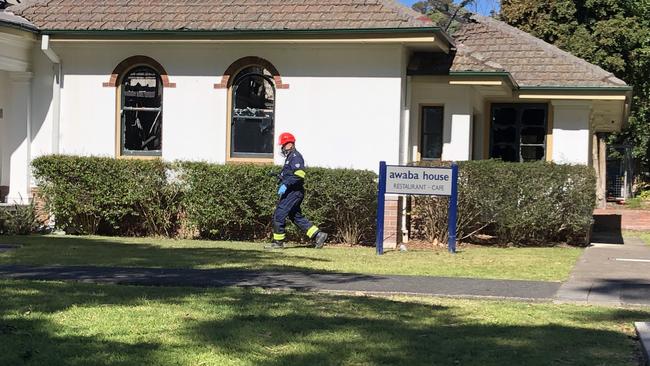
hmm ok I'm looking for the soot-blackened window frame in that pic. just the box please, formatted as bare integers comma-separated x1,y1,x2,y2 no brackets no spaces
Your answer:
119,65,163,157
420,106,444,160
490,103,548,163
230,66,276,159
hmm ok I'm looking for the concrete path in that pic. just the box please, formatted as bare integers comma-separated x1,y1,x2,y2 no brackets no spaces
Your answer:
0,265,560,301
636,322,650,366
556,233,650,306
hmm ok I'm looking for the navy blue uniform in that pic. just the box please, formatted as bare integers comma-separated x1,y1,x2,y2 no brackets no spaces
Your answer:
273,149,320,242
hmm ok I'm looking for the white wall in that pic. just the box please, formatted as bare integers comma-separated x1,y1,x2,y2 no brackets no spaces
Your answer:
0,70,8,186
30,49,55,161
5,72,32,203
48,43,404,171
409,78,477,162
551,101,591,165
0,28,33,73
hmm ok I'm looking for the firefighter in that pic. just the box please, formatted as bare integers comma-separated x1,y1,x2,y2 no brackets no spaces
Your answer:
266,132,328,250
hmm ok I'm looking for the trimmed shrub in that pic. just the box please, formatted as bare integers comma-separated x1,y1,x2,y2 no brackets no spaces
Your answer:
301,168,377,244
179,162,278,241
179,163,377,243
412,160,597,246
32,155,378,244
32,155,181,236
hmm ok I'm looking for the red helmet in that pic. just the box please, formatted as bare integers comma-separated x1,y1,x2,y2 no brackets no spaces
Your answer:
278,132,296,146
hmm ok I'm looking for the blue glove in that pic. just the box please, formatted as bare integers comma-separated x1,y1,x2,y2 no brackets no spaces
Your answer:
277,184,287,196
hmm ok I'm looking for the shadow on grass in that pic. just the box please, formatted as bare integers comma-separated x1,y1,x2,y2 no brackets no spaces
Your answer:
0,235,333,271
0,280,646,366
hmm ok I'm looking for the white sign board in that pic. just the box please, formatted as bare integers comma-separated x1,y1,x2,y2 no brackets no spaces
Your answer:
385,165,453,196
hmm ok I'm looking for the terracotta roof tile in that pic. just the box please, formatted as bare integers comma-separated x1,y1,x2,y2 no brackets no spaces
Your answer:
9,0,432,31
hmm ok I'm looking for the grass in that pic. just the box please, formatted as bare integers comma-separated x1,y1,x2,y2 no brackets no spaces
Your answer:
0,235,583,281
624,197,644,209
0,279,647,366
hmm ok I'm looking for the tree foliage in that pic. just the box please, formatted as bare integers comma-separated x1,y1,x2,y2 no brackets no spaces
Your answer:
500,0,650,176
411,0,474,32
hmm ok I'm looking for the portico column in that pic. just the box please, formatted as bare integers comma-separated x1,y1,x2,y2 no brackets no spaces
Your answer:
551,101,592,165
442,113,473,161
6,71,32,204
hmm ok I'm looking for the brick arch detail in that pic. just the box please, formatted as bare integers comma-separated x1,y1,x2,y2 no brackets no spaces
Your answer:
214,56,289,90
102,55,176,88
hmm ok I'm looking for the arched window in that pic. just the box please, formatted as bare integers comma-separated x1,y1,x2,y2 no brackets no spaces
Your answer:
230,65,275,158
119,65,163,156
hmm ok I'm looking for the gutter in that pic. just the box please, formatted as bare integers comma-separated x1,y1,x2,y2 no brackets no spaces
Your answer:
0,19,38,33
39,27,445,37
449,71,520,90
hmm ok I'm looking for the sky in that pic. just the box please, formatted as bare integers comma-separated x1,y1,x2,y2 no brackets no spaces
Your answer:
399,0,500,16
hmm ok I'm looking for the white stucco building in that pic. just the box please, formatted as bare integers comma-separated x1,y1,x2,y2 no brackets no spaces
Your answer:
0,0,632,236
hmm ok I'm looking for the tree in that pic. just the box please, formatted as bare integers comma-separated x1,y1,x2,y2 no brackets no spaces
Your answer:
411,0,475,32
0,0,22,10
500,0,650,177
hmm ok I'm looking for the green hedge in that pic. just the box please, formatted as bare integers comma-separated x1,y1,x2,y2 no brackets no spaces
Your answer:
31,156,377,243
412,160,597,246
32,155,181,236
179,162,377,244
32,156,596,246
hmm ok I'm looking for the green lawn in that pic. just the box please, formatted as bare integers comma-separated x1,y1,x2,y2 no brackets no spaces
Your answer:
0,235,582,281
0,280,646,366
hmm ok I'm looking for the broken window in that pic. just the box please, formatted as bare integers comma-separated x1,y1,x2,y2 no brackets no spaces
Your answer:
490,104,547,162
120,66,163,156
421,106,444,159
231,66,275,158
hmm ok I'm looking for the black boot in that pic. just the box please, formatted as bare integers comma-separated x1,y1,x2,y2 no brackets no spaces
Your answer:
264,241,284,250
314,231,328,249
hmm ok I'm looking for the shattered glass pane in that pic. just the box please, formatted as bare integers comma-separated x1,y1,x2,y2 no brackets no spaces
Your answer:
522,108,545,126
521,146,545,162
521,127,546,144
232,117,274,154
493,126,516,144
231,70,275,157
493,107,517,126
123,110,162,151
491,144,518,162
121,66,162,154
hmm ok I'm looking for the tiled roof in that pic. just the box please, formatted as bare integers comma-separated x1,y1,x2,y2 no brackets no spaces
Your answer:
452,14,627,88
9,0,433,31
451,44,505,73
3,2,629,89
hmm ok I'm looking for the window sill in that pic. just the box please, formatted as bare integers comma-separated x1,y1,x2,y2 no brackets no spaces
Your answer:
226,157,274,165
116,154,162,160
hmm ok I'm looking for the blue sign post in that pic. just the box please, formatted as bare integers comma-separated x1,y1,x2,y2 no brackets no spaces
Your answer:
376,162,459,255
375,162,388,255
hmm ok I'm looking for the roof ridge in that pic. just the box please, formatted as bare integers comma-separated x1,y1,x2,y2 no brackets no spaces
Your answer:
10,0,438,31
470,14,626,86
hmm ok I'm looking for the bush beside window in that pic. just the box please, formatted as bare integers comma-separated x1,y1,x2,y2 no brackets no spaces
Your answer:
31,155,179,236
412,160,597,246
31,156,377,243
